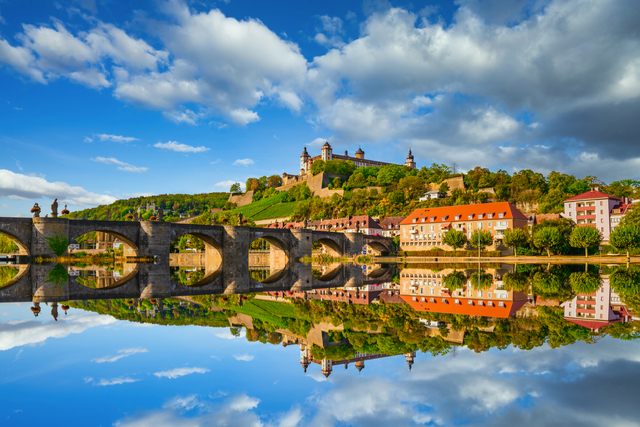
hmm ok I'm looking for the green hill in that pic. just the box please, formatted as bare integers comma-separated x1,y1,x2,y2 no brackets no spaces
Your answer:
64,192,229,222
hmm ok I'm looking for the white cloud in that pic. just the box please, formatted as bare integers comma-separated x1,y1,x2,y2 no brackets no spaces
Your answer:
214,180,244,191
95,377,140,386
233,158,255,167
233,353,255,361
115,394,263,426
154,141,209,153
83,136,93,143
92,347,148,363
154,367,210,379
0,313,117,351
213,329,243,339
0,169,117,206
91,157,148,173
94,133,140,143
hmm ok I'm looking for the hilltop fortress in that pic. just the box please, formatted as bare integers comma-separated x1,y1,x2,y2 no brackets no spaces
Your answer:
229,142,417,209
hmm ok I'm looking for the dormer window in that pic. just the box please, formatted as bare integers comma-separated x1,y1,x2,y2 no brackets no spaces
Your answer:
478,214,484,219
442,215,448,221
467,214,474,219
430,216,436,222
455,215,461,220
421,218,425,222
498,212,505,218
412,218,417,223
488,213,494,219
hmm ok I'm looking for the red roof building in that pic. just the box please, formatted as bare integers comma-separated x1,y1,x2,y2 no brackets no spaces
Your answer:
399,202,528,251
563,188,624,240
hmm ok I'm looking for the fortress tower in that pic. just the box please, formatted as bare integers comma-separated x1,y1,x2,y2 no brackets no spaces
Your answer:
321,141,333,161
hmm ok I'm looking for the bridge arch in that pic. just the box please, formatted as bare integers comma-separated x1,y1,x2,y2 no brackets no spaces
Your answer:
0,264,29,289
313,237,343,257
69,223,140,256
363,238,393,255
0,230,29,256
71,265,139,290
249,234,290,285
169,228,223,287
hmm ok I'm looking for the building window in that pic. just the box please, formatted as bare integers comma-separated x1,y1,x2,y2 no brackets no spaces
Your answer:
600,201,603,206
569,212,572,216
498,212,505,218
430,288,434,295
478,290,483,297
499,302,505,307
568,203,571,208
468,300,473,305
420,288,424,294
467,214,473,219
455,215,461,220
601,219,603,223
488,292,492,298
600,210,603,214
454,299,460,304
488,222,492,227
468,232,472,239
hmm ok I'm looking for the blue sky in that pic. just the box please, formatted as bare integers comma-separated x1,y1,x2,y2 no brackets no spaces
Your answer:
2,302,640,426
2,0,640,216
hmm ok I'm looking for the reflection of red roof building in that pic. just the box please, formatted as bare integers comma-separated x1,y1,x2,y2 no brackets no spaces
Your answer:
400,295,527,318
399,267,528,318
562,276,631,331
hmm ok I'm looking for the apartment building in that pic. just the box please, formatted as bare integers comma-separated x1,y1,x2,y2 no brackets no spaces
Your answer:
398,267,528,318
399,202,528,251
564,189,622,240
378,216,405,237
562,276,631,331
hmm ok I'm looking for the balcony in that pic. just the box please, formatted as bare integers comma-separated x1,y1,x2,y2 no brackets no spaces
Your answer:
576,206,595,212
494,224,509,231
576,214,596,220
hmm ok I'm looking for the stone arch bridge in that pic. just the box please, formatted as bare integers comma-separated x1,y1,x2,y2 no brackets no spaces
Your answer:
0,217,394,302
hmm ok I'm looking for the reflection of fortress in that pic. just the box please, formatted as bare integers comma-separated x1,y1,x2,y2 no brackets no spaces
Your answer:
299,343,416,378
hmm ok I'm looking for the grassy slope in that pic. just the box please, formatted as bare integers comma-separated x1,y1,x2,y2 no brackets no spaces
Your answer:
223,193,297,221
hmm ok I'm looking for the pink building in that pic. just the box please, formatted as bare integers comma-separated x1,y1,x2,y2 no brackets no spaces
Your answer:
563,189,621,240
562,276,630,331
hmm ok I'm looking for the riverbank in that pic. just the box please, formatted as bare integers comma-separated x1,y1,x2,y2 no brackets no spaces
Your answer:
375,255,640,264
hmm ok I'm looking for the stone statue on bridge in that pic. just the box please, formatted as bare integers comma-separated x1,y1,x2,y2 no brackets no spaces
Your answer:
238,212,243,225
51,199,58,218
303,218,308,228
157,208,164,222
51,302,58,321
31,203,41,218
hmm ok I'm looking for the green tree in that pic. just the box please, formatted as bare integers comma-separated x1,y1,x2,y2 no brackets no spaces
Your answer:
621,205,640,227
310,160,325,175
443,270,466,291
469,229,493,251
230,182,242,194
439,182,449,195
398,176,425,200
246,178,257,192
569,226,602,257
503,271,530,292
502,228,529,256
46,232,69,256
442,229,467,250
0,235,19,254
569,271,601,294
533,227,561,257
609,225,640,257
469,270,493,290
267,175,283,188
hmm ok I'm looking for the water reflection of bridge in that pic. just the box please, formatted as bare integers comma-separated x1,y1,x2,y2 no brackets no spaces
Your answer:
0,216,394,303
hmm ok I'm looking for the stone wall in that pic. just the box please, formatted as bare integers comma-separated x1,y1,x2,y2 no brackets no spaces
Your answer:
228,191,254,208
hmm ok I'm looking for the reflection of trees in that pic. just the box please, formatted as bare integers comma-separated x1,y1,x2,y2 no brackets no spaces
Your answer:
503,271,530,292
569,271,601,294
443,270,466,290
610,266,640,315
171,267,206,286
250,269,270,282
0,266,19,286
532,266,573,302
468,270,493,290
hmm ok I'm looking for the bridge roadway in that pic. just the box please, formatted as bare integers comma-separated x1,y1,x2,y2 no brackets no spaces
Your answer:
0,217,394,303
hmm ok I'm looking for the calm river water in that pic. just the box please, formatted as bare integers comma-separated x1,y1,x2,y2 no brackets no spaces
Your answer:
0,261,639,426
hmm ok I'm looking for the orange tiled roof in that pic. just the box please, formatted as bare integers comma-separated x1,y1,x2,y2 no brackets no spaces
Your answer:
400,295,527,318
399,202,528,225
